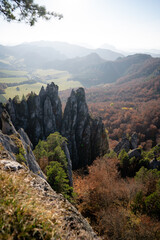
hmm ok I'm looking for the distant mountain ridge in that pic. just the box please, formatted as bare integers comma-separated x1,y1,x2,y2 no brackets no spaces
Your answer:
27,41,124,60
69,53,160,87
45,52,105,73
0,41,160,89
0,41,123,70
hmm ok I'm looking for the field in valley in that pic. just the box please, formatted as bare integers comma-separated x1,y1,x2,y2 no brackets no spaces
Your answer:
0,69,83,101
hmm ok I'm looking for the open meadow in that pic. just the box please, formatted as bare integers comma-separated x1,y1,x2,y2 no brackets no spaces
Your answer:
0,68,83,101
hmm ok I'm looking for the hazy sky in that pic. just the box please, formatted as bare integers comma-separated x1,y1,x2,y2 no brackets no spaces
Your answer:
0,0,160,51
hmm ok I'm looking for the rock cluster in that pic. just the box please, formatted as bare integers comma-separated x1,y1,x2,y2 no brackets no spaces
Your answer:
114,133,138,155
3,83,108,169
0,110,45,178
6,83,62,146
0,130,99,239
0,153,100,239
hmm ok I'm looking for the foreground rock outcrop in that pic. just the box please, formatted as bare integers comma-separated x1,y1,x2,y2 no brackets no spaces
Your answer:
0,133,100,239
0,110,45,178
2,83,109,169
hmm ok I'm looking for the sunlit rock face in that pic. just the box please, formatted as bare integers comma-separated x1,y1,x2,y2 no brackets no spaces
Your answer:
5,83,109,169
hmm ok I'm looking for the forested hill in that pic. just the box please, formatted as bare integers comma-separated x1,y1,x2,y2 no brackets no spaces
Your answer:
0,41,123,70
68,54,160,87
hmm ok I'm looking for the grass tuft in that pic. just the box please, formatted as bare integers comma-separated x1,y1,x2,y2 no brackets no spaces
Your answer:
0,169,61,239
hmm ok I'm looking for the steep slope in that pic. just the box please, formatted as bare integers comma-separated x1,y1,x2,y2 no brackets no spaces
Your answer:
0,119,100,239
0,110,45,178
117,56,160,84
0,164,100,239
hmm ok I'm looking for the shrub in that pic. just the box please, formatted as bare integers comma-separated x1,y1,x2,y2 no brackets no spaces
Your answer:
46,132,67,152
48,145,67,168
118,149,130,177
131,191,145,214
33,140,48,160
74,157,141,235
145,192,160,219
104,149,117,159
34,132,73,200
74,156,160,239
46,161,73,201
132,167,160,219
34,132,68,172
135,167,160,195
16,147,26,164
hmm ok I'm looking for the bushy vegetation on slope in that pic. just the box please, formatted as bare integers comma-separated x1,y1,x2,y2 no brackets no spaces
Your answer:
34,132,73,201
74,146,160,239
118,144,160,178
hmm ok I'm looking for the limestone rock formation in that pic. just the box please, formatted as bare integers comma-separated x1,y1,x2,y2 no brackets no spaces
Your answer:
4,83,109,169
130,132,138,149
1,109,17,135
6,82,62,146
61,88,108,169
150,157,160,170
114,133,138,155
0,110,45,178
0,159,25,171
61,141,73,186
128,148,141,159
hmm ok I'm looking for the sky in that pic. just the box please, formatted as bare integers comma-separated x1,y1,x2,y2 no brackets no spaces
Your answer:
0,0,160,51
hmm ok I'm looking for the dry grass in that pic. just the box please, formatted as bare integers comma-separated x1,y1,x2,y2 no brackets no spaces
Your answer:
10,133,22,149
0,168,61,239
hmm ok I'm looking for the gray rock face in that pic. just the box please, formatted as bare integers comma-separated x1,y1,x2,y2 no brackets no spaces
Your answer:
150,157,160,170
61,141,73,186
0,159,25,171
1,110,17,135
128,148,141,159
114,133,138,155
5,83,109,170
6,82,62,146
62,88,109,169
0,111,45,178
114,134,131,155
130,132,138,149
18,128,45,179
0,130,18,160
